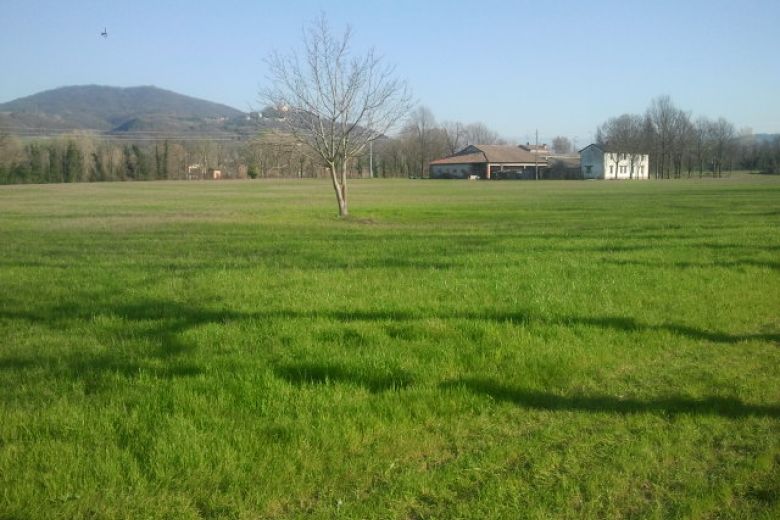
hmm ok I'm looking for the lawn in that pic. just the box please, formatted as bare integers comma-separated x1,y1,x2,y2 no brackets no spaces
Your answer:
0,175,778,519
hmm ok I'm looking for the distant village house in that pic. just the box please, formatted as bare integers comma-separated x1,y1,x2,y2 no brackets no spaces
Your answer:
429,145,548,179
519,143,551,158
187,164,224,180
580,144,649,180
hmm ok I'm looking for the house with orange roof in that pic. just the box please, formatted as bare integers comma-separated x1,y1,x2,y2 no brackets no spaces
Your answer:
429,144,548,179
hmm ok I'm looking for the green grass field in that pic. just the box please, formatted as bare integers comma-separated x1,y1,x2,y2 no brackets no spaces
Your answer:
1,176,778,519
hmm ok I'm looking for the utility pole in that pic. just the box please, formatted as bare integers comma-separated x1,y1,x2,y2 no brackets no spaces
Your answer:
534,128,539,180
369,139,374,178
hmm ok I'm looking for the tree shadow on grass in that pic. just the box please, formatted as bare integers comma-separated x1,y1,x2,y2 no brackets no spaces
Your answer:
0,300,213,392
5,301,779,347
67,353,202,379
443,378,780,419
605,258,780,271
0,357,38,371
2,299,777,382
274,362,413,393
312,309,779,345
0,350,203,396
565,315,780,345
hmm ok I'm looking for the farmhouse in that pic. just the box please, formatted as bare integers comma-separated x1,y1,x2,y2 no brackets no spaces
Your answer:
429,144,548,179
580,143,649,180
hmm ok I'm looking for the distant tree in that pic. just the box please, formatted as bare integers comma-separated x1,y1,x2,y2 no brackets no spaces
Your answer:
442,121,467,154
551,136,573,154
263,15,412,216
735,128,759,173
398,107,451,177
0,133,23,184
708,118,736,177
597,113,646,178
758,136,780,173
123,145,149,180
90,152,105,182
595,96,739,180
405,106,437,177
63,141,83,183
693,117,712,178
30,145,43,182
47,145,62,182
154,141,170,179
373,137,407,178
669,110,693,178
464,122,501,145
646,95,678,179
106,145,124,181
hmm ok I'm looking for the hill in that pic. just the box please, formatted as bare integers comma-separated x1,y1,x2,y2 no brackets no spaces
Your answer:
0,85,248,135
739,133,780,145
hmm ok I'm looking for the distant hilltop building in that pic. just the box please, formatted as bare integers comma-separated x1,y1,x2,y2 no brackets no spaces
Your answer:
580,144,649,180
429,144,547,179
519,143,550,158
261,104,290,120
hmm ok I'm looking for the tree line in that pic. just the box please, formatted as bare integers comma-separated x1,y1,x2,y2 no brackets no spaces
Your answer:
596,95,780,178
0,133,198,184
2,99,778,186
0,131,334,184
0,108,510,184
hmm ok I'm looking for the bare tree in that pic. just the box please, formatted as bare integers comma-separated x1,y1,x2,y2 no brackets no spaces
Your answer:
263,15,412,216
709,118,736,177
669,110,693,178
597,114,646,178
693,117,712,178
646,95,678,179
465,122,501,145
551,136,573,154
405,106,437,177
441,121,467,155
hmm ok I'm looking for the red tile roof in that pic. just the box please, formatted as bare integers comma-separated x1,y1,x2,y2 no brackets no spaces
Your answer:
429,151,487,165
430,145,546,165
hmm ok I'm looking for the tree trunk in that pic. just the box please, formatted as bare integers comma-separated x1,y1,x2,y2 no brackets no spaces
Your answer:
340,159,349,217
328,162,348,217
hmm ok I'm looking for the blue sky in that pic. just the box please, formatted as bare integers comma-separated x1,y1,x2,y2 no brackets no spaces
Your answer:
1,0,779,144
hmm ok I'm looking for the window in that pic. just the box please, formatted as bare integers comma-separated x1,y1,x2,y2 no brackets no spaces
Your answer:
609,165,614,174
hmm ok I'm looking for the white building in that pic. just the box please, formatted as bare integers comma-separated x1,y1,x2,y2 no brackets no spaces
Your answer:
580,144,649,180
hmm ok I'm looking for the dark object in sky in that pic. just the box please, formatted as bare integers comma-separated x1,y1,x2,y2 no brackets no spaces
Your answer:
101,27,108,38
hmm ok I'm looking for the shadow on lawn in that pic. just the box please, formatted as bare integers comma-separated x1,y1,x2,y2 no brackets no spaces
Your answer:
274,362,413,393
0,300,211,391
444,378,780,419
605,258,780,271
306,309,779,345
0,350,202,395
2,299,778,356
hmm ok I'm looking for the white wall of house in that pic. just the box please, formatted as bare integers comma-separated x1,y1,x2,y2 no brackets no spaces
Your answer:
580,145,649,179
604,153,649,179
